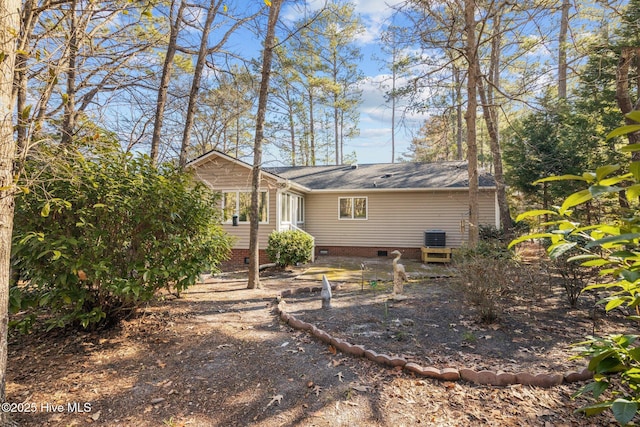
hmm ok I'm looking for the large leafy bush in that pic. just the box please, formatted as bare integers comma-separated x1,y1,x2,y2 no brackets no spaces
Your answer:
11,141,233,330
510,112,640,425
266,230,314,267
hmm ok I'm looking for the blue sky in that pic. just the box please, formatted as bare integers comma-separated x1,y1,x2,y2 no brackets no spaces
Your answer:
273,0,425,165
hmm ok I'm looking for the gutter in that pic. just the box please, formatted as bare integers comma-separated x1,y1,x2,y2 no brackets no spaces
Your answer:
305,186,497,194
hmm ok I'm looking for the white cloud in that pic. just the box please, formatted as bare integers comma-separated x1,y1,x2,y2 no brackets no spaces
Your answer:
282,0,406,46
278,1,425,164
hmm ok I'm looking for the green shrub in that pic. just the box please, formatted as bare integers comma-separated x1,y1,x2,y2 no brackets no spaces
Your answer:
510,112,640,425
11,140,233,331
266,230,314,267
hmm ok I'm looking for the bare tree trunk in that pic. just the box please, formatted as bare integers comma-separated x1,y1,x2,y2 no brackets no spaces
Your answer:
14,0,36,154
178,0,223,169
558,0,570,100
391,49,397,164
61,0,79,145
151,0,186,165
616,47,640,161
465,0,479,247
477,69,511,234
248,0,282,289
309,90,316,165
476,14,512,234
334,95,340,165
453,66,463,161
339,111,343,163
289,106,296,165
0,0,20,424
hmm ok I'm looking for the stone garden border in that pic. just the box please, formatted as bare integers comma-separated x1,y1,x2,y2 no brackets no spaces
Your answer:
275,285,593,388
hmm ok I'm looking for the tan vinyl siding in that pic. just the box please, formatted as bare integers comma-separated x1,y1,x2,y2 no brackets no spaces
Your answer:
192,156,278,249
304,190,497,249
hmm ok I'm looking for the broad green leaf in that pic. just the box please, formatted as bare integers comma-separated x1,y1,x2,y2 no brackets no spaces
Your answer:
41,202,50,217
600,175,632,187
596,225,621,235
508,232,555,249
628,295,640,308
515,210,557,222
621,143,640,152
610,250,640,259
540,219,576,228
587,233,640,249
627,184,640,203
612,399,638,426
596,356,625,374
51,250,61,261
588,349,616,371
560,190,592,214
580,381,609,400
627,111,640,123
534,174,588,184
567,254,601,262
621,270,640,284
590,185,621,197
580,401,611,417
607,125,640,140
595,165,621,181
557,221,578,231
580,259,612,267
549,242,577,259
605,298,626,311
630,162,640,181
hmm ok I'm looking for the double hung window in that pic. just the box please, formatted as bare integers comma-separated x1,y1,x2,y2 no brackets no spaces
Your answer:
339,197,367,220
222,191,268,223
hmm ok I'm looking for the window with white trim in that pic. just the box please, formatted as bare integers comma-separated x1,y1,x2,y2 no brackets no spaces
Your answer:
222,191,268,223
280,193,291,223
296,196,304,223
280,193,304,225
339,197,367,220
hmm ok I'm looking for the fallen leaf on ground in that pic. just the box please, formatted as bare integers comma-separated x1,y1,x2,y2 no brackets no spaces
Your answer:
336,372,344,382
267,394,283,407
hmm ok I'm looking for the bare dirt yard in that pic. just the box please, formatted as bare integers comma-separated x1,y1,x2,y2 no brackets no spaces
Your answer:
6,256,628,426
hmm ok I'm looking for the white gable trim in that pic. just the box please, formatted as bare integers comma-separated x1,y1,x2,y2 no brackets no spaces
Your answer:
187,150,310,193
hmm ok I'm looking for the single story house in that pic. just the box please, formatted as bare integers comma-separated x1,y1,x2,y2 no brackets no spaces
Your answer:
187,150,499,268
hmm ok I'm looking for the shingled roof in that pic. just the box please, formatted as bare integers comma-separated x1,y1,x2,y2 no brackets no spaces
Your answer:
265,162,496,191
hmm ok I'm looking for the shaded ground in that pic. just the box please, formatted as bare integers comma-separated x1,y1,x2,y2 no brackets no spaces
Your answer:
6,256,625,426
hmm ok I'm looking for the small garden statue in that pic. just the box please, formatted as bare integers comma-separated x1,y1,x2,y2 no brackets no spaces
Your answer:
391,250,408,298
321,274,332,309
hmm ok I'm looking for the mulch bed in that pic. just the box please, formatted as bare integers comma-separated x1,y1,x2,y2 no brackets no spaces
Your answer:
6,267,626,426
